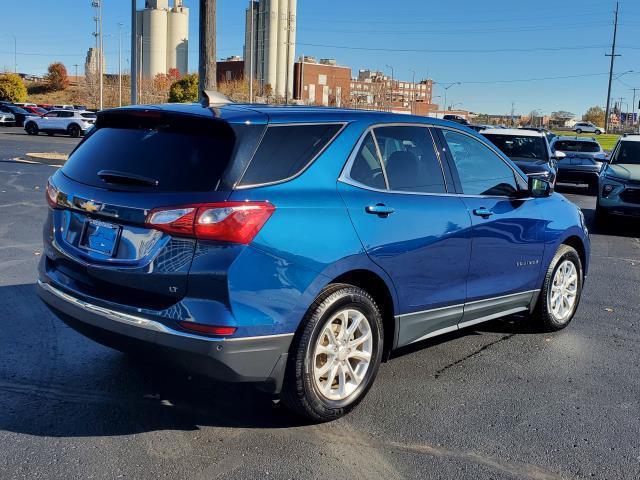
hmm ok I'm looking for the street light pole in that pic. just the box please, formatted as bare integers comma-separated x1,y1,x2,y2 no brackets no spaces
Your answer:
411,70,416,115
12,35,17,73
249,0,254,103
130,0,137,105
385,64,394,109
118,22,123,107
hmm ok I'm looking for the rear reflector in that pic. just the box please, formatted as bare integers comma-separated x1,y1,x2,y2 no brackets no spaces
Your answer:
146,201,275,244
178,321,236,336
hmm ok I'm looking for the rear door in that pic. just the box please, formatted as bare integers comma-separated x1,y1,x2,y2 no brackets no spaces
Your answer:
436,128,545,327
339,124,472,347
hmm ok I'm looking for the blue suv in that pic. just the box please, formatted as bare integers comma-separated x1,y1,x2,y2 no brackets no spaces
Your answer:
38,103,590,421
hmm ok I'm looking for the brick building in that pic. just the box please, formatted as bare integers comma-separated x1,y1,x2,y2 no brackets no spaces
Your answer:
293,57,352,107
217,56,245,83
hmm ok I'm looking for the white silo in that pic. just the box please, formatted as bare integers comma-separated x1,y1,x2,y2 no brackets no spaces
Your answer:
142,6,168,78
167,0,189,74
266,0,279,94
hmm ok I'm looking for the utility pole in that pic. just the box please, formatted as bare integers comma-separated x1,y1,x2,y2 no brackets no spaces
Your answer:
605,2,620,133
385,64,394,108
12,35,17,73
73,64,79,84
130,0,137,105
411,70,416,115
92,1,103,110
249,0,254,103
118,22,123,107
199,0,217,102
511,101,515,126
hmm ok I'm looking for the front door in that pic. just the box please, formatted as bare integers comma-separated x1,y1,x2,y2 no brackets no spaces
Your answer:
338,125,472,347
437,128,545,327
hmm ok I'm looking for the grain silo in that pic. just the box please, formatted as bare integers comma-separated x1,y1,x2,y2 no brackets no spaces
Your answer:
136,0,189,79
167,0,189,74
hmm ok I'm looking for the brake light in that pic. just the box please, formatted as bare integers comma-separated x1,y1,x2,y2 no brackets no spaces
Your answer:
146,201,275,244
45,179,60,208
178,321,236,336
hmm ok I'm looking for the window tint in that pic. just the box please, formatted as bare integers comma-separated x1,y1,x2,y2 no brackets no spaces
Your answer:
349,132,386,189
46,111,58,117
443,130,518,196
62,121,241,192
239,124,342,186
612,141,640,165
373,126,446,193
482,134,548,161
59,111,74,118
81,112,97,119
553,140,600,153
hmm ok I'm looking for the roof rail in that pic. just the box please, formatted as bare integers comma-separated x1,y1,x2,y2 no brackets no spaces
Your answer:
201,90,233,107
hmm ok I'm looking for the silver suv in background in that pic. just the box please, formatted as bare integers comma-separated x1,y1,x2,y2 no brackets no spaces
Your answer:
573,121,604,135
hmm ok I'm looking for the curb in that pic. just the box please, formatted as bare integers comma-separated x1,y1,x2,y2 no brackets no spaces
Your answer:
23,154,67,166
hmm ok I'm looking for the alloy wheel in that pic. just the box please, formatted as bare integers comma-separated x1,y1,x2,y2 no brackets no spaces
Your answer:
312,308,373,401
548,260,578,323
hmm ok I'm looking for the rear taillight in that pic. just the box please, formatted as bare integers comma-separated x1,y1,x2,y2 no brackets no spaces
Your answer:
45,179,60,208
146,201,275,244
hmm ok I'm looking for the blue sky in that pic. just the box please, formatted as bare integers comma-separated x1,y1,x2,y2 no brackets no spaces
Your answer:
2,0,640,116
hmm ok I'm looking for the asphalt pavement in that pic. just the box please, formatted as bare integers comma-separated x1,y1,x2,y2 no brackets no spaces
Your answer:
1,128,639,479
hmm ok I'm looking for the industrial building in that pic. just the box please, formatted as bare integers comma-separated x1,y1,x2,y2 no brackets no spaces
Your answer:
84,47,105,78
136,0,189,79
244,0,297,100
294,57,351,107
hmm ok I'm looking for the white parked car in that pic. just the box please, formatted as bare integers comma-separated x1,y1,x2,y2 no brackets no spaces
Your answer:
24,110,96,138
0,112,15,126
573,121,604,135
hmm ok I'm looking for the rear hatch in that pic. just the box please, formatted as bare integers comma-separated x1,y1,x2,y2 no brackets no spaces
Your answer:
45,107,265,309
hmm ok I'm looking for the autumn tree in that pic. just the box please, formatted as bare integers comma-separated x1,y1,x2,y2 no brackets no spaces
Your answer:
45,62,69,91
583,106,605,126
0,73,27,102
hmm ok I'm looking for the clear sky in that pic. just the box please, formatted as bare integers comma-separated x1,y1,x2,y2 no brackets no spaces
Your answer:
2,0,639,117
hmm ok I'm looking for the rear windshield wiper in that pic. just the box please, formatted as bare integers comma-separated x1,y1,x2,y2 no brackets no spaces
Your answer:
97,170,159,187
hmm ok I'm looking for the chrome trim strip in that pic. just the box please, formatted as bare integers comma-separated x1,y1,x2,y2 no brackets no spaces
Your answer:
37,280,294,343
234,122,348,190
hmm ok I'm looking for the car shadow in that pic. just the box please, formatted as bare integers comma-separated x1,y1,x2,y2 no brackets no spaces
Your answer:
0,284,311,439
580,207,640,238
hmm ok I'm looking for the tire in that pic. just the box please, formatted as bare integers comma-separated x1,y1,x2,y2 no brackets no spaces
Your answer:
281,283,384,421
595,201,609,226
25,122,38,135
47,132,54,136
532,245,583,332
68,124,81,138
595,130,602,135
575,128,582,134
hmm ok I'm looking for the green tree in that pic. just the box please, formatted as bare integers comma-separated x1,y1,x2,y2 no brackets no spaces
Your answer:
0,73,27,102
168,74,198,103
45,62,69,91
583,106,605,127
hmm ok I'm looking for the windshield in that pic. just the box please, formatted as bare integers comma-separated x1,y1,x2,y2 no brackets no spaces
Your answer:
611,141,640,165
553,140,600,153
9,106,29,114
483,134,548,161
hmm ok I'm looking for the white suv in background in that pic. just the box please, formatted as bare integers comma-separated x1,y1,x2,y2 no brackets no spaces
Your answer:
24,110,96,138
573,121,604,135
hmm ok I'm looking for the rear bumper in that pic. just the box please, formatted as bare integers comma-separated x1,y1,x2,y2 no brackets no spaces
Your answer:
37,280,292,393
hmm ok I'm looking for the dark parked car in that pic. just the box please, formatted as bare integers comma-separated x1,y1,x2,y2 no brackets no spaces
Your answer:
443,114,469,125
482,128,561,184
0,104,37,127
38,104,590,421
551,136,607,191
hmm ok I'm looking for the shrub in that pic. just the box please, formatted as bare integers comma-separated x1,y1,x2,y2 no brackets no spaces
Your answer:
0,73,27,102
168,73,198,103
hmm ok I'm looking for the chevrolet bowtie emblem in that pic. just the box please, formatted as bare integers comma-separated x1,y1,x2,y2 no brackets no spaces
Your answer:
79,200,100,213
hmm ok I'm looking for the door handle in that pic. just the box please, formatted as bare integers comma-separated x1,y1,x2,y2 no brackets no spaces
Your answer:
473,207,493,218
365,204,395,217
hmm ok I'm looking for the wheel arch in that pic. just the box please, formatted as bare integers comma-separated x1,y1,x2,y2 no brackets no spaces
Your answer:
326,269,398,360
561,235,587,275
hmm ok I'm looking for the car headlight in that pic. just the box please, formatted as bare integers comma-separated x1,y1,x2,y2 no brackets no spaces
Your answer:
602,184,615,197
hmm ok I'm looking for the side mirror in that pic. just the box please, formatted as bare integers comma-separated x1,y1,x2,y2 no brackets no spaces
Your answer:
528,176,553,198
553,151,566,160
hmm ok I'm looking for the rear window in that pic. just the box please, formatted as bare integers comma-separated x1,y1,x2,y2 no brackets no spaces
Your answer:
553,140,600,153
62,116,239,192
238,123,342,186
80,112,97,119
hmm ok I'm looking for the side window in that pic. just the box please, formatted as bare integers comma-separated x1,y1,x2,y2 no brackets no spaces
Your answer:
239,124,342,186
442,129,518,196
349,132,386,189
46,111,58,117
373,126,446,193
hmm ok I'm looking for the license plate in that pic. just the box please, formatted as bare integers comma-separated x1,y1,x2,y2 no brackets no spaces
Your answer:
80,219,121,256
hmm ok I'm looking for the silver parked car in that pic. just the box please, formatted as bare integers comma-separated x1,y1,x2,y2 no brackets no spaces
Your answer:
551,136,607,192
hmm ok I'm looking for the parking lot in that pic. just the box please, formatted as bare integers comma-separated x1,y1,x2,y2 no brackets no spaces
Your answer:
1,128,639,479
